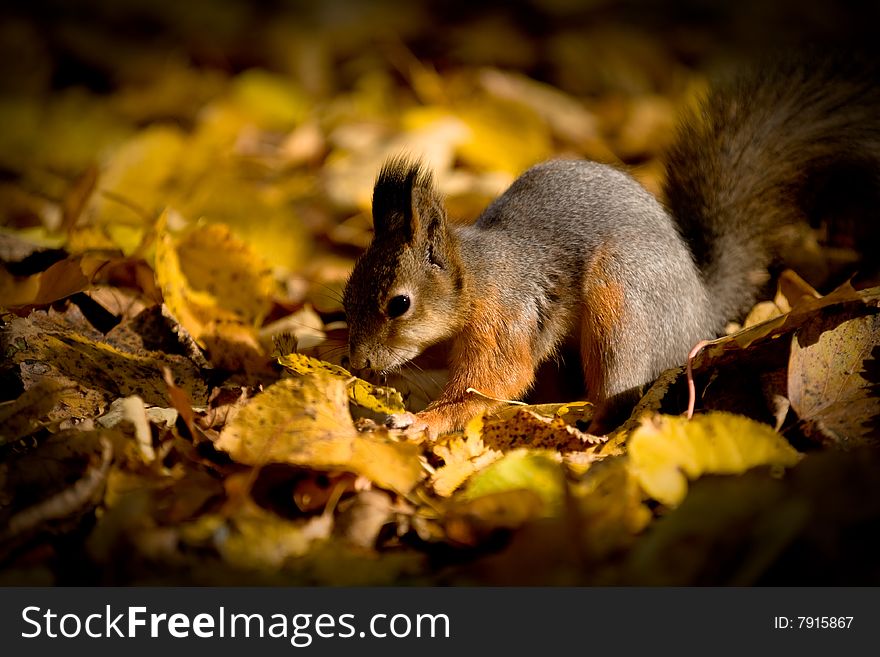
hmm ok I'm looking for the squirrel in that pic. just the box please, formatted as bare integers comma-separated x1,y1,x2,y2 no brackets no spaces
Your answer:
342,56,880,438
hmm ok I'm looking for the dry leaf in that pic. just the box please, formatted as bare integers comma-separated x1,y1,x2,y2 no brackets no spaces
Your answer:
278,352,405,415
154,214,268,370
459,448,566,516
0,379,66,445
627,413,802,507
788,310,880,445
174,222,276,327
430,415,503,497
214,375,423,493
479,407,600,452
3,311,209,421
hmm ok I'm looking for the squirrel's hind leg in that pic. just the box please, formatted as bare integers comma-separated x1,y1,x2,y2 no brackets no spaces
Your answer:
578,263,653,434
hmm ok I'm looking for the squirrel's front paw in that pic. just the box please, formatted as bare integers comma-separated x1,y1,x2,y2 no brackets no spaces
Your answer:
385,412,417,430
384,412,435,438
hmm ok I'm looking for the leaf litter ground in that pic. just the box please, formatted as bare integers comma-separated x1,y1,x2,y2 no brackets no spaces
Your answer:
0,0,879,585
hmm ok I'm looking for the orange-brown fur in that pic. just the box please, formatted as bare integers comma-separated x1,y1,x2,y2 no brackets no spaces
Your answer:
579,243,627,402
417,294,536,435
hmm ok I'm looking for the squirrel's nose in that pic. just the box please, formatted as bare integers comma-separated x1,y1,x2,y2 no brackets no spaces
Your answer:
347,348,371,371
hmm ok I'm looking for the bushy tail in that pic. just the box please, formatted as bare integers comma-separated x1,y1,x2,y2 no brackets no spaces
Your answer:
664,55,880,329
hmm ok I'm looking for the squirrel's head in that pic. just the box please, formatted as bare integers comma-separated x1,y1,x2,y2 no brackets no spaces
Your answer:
342,157,466,373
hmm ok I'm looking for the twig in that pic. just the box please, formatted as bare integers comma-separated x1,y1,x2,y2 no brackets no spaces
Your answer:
465,387,527,406
685,340,710,419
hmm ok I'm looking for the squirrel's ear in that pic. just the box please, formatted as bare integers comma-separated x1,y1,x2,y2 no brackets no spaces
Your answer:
372,157,443,242
411,178,447,241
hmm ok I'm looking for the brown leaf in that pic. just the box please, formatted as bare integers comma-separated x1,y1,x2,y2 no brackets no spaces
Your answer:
3,310,209,424
0,379,65,445
0,254,111,307
0,430,113,545
788,308,880,445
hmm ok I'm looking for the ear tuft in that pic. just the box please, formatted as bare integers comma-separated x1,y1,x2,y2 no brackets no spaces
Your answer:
372,156,436,239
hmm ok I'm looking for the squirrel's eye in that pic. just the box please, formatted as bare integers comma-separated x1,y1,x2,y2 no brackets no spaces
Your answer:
386,295,411,318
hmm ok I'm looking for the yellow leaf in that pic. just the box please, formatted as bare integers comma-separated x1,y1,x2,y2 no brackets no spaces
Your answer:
214,375,423,493
87,125,186,246
455,97,552,175
228,69,308,131
175,222,275,326
278,351,350,377
278,352,405,415
173,168,313,273
459,448,565,516
154,214,272,370
430,419,503,497
155,225,234,337
627,413,802,507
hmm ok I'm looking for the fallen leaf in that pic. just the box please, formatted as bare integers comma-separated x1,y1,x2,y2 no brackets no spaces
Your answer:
0,379,66,445
627,413,802,507
214,375,423,493
154,214,268,371
430,415,503,497
478,407,601,453
788,309,880,445
278,352,405,415
3,310,209,423
459,448,566,516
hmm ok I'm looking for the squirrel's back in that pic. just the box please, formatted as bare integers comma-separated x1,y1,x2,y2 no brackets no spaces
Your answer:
457,158,715,393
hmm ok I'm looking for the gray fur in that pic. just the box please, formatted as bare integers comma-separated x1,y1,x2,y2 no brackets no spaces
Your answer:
456,160,713,393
